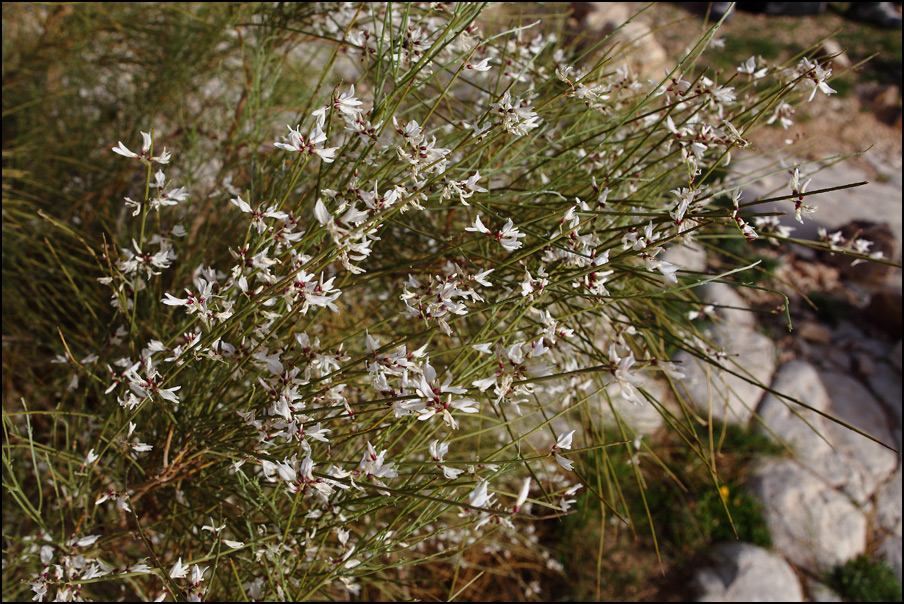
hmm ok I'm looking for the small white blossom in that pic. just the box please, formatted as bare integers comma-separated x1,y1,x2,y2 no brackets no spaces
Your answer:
72,534,101,548
170,557,189,579
555,453,574,471
513,478,531,512
112,130,170,164
738,56,768,79
469,480,491,508
274,124,339,162
466,57,492,72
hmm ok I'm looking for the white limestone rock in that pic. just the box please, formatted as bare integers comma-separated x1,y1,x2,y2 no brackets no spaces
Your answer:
578,3,670,78
592,372,669,435
755,361,897,504
735,152,903,249
694,542,803,602
674,329,776,425
701,281,757,331
876,465,903,538
819,371,899,503
662,242,708,275
749,458,867,573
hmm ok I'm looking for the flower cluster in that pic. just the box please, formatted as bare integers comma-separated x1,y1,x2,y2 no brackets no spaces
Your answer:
11,4,857,601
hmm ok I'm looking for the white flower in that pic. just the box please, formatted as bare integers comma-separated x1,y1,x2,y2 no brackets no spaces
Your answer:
162,293,187,306
709,84,735,105
201,519,225,534
275,458,297,482
157,385,182,404
466,57,492,72
471,268,494,287
491,91,541,136
30,579,47,602
442,171,488,205
738,56,768,79
230,195,253,213
766,101,795,129
130,562,153,574
520,269,547,298
469,480,491,508
613,352,644,405
670,187,695,223
84,448,100,466
429,440,449,462
513,478,531,512
739,220,758,241
442,466,465,480
472,375,497,392
789,168,816,223
555,453,574,471
554,430,575,450
650,359,686,380
465,215,491,235
82,562,112,580
170,557,189,579
466,216,525,251
655,256,681,284
72,534,101,548
112,130,170,164
332,85,364,115
118,392,141,410
190,564,209,586
274,124,339,162
358,442,398,480
798,57,836,102
124,197,142,216
304,422,331,443
111,133,148,159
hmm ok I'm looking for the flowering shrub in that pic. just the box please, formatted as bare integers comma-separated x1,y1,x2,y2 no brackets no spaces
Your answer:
2,3,876,601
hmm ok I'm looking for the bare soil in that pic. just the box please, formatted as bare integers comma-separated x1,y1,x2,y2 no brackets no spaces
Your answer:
639,2,902,174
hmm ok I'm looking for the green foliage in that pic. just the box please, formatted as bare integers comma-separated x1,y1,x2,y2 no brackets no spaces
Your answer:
686,483,772,547
555,421,779,599
829,75,855,99
828,555,903,603
808,290,857,327
633,422,776,552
